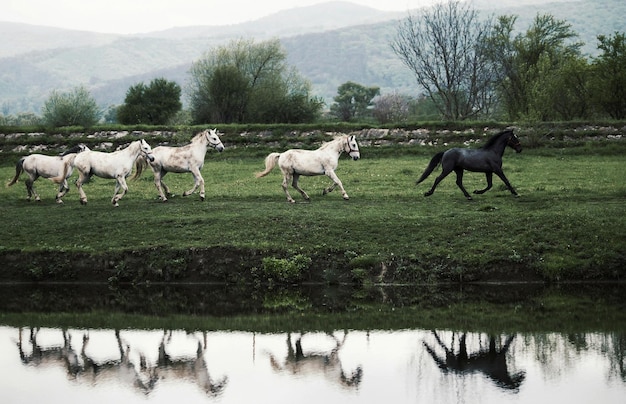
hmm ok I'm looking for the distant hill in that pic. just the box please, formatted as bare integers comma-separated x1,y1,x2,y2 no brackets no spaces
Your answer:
1,0,624,115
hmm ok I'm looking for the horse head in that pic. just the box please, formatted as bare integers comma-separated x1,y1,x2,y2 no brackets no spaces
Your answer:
205,128,225,152
506,131,522,153
344,135,360,160
139,139,155,162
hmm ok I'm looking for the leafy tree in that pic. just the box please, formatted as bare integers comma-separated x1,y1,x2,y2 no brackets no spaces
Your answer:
485,14,582,120
330,81,380,121
117,78,181,125
392,0,496,120
589,32,626,119
41,86,100,127
188,38,322,124
528,53,591,120
0,112,42,126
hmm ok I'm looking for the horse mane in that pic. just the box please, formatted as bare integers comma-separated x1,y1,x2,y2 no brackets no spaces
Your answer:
481,130,513,149
320,134,348,150
190,131,206,143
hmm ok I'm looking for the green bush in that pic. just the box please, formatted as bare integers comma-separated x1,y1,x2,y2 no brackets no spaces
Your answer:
262,254,312,283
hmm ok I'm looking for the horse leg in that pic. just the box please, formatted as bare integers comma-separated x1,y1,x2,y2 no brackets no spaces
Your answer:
494,169,519,196
324,169,349,200
76,173,89,205
281,173,296,203
291,174,310,201
112,176,128,207
183,167,204,201
55,180,70,204
454,168,473,200
424,169,451,197
153,170,168,202
474,172,493,195
25,177,36,202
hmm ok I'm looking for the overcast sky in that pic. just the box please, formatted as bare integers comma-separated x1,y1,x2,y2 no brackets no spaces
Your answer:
3,0,438,34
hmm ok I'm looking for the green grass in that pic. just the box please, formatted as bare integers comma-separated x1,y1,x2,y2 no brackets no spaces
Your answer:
1,147,625,282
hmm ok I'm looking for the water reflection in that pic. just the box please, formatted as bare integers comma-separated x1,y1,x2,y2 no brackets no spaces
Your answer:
1,283,625,403
15,327,226,397
268,332,363,389
3,326,625,403
423,331,525,390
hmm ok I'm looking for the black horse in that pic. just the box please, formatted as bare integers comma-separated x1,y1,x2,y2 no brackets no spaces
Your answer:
423,331,526,391
416,129,522,200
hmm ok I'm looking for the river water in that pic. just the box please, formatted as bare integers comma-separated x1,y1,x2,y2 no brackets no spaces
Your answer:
0,283,624,404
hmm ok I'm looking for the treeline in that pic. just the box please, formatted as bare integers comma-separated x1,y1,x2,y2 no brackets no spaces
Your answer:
1,1,625,127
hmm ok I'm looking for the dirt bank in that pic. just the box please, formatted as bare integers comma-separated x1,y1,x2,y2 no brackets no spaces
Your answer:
0,246,575,285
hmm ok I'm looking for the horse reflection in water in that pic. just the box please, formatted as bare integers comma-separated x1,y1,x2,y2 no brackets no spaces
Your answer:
156,330,228,396
80,330,158,394
17,327,83,378
423,331,525,390
15,328,227,397
268,332,363,388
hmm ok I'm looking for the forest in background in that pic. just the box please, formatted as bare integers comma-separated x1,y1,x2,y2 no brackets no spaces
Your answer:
1,0,624,116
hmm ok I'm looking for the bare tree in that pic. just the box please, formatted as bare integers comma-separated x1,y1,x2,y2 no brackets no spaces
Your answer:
391,1,495,120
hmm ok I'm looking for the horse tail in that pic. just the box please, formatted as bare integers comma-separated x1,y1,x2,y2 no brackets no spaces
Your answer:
416,151,444,185
6,157,25,187
131,154,147,180
255,153,281,178
50,159,72,184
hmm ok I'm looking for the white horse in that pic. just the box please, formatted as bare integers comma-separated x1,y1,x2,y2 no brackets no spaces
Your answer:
133,129,224,202
255,134,360,203
55,139,154,206
7,144,89,204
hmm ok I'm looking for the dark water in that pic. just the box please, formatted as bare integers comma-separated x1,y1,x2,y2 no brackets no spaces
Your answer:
1,283,624,404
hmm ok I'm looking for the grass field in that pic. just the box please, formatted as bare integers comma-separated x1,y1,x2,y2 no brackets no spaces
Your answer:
0,145,624,283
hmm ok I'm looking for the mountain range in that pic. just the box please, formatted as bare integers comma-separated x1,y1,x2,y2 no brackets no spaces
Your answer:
1,0,624,116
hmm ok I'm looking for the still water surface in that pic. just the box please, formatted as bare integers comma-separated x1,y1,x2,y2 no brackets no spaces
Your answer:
0,283,624,404
1,327,624,403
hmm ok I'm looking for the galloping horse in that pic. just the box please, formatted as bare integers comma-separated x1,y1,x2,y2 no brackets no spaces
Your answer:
7,144,89,203
55,139,154,206
255,134,360,203
416,129,522,200
133,129,224,202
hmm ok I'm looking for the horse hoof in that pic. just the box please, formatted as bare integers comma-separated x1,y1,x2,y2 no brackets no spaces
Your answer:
80,200,87,205
56,200,64,205
200,195,205,201
424,192,432,197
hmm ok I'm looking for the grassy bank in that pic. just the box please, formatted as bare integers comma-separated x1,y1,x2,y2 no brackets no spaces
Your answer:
0,145,624,283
